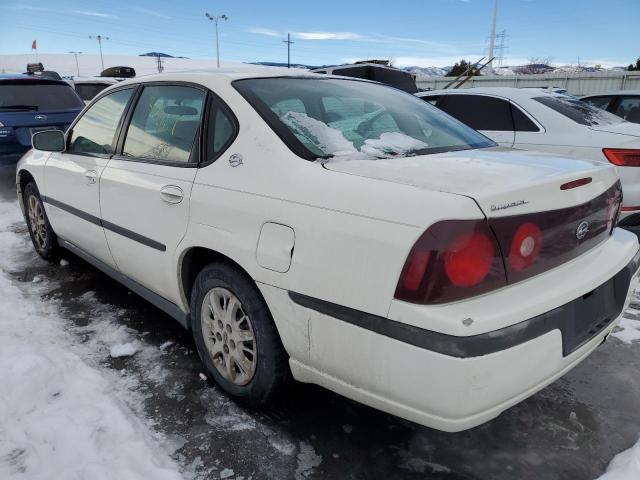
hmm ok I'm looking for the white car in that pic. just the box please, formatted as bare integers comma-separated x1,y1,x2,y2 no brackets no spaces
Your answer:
416,88,640,229
17,71,640,432
581,90,640,124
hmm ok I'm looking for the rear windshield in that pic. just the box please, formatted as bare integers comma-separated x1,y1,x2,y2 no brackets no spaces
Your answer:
234,77,494,161
533,95,623,126
74,83,110,101
0,82,84,111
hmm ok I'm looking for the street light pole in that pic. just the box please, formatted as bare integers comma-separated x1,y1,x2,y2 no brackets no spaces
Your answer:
89,35,109,71
69,51,82,77
205,13,228,68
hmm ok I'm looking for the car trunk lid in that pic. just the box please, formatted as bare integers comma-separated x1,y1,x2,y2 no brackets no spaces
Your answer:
323,147,620,218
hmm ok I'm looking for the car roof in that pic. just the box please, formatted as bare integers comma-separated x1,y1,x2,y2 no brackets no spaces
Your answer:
0,74,70,86
581,90,640,98
415,87,560,101
111,68,374,90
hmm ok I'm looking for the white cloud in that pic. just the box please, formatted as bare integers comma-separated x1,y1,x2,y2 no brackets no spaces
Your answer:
247,28,282,37
72,10,116,19
294,31,365,41
131,7,170,19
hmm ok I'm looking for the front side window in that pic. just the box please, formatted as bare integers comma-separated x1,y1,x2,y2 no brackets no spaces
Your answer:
614,97,640,123
534,95,623,126
122,85,205,163
437,95,514,131
68,88,134,155
234,78,494,161
0,81,84,111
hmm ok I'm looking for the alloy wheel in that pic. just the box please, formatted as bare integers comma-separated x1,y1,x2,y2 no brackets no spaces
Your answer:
201,287,257,386
28,194,47,252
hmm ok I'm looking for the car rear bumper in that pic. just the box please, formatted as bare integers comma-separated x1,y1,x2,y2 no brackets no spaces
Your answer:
279,230,640,431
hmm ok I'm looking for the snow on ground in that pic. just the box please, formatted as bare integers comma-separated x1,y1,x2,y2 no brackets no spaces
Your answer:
0,201,183,479
597,437,640,480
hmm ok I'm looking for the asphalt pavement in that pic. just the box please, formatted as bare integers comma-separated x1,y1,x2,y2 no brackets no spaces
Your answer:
2,163,639,480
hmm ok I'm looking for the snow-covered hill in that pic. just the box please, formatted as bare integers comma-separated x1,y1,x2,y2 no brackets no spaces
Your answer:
0,53,279,78
402,65,449,77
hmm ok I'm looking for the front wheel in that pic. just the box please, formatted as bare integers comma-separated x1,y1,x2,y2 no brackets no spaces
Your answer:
190,262,289,405
23,182,58,260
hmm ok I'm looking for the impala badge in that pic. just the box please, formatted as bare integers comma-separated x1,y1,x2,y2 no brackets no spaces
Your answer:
229,153,243,167
576,221,589,240
34,114,47,120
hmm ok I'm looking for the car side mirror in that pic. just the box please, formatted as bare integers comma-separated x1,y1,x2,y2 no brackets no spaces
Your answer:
32,130,66,152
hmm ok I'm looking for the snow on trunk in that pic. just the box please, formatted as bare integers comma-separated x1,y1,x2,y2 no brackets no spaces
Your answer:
0,201,182,480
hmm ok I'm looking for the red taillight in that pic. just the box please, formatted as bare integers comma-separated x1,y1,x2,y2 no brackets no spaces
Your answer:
603,148,640,167
402,251,432,291
394,220,506,304
508,223,542,272
444,232,496,287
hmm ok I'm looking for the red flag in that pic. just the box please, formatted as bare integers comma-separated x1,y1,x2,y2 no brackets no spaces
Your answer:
32,40,37,50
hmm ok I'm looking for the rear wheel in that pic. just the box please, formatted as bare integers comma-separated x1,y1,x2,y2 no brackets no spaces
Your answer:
191,262,289,405
23,182,58,260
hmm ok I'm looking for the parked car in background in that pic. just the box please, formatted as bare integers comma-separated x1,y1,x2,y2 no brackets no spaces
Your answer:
416,87,640,230
0,74,84,163
581,91,640,124
17,71,639,432
311,62,418,93
70,77,119,103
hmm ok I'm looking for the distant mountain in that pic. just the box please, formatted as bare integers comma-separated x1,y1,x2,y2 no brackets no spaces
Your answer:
140,52,174,58
401,66,450,77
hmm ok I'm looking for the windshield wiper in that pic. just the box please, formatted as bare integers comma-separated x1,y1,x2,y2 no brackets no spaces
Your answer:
0,105,39,111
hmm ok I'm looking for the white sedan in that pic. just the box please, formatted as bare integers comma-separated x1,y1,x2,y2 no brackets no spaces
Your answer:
416,87,640,229
17,71,640,431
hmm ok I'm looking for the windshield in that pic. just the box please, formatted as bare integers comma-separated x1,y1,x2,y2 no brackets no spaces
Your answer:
75,83,110,101
234,77,495,161
0,82,84,111
534,95,623,127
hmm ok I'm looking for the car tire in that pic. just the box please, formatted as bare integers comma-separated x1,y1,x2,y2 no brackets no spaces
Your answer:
23,182,58,260
191,262,289,405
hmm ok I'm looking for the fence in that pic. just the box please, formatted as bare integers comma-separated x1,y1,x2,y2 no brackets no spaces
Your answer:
415,71,640,96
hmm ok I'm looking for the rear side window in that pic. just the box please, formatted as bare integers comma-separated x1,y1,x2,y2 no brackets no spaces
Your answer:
68,88,134,155
437,95,514,131
75,83,110,102
511,105,540,132
582,96,615,111
122,85,205,163
534,95,622,126
206,103,236,161
614,97,640,123
0,82,84,111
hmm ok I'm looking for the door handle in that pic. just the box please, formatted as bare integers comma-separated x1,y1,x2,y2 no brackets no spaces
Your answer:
85,170,97,184
160,185,184,204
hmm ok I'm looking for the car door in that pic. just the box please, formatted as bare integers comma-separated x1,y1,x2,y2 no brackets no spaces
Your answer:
44,87,135,268
99,83,206,302
436,94,516,147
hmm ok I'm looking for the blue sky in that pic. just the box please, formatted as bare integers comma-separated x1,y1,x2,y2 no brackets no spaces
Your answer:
0,0,638,68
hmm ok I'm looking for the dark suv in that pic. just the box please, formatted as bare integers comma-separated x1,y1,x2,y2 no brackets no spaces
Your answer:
0,75,84,163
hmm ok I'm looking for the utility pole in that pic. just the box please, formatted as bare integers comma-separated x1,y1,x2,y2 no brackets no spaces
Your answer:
88,35,109,71
155,54,165,73
69,51,82,77
205,12,228,68
487,0,498,73
283,33,294,68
